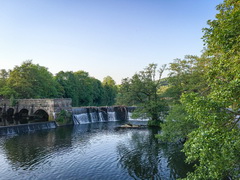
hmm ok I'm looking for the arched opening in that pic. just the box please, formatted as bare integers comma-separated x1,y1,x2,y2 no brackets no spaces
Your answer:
33,109,49,122
7,108,14,124
18,109,29,124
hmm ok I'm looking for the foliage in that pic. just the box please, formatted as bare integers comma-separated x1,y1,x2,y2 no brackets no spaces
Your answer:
9,94,18,106
163,55,209,105
55,109,72,125
159,55,208,142
7,61,63,98
182,93,240,180
157,104,198,143
1,60,118,107
180,1,240,179
117,64,169,124
0,69,15,98
102,76,117,106
55,71,117,106
55,71,79,106
157,1,240,179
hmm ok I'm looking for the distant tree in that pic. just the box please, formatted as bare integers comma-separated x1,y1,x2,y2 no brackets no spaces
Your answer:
102,76,117,106
157,103,198,143
55,70,106,106
55,71,79,106
7,60,63,98
74,70,94,106
102,76,116,86
163,55,209,105
117,64,168,125
159,55,209,142
0,69,17,98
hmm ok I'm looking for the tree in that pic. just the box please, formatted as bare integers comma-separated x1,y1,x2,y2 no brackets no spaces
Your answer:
55,71,79,106
102,76,117,106
0,69,15,98
7,60,63,98
159,55,209,142
117,64,168,125
55,70,107,106
102,76,116,86
163,55,209,105
181,0,240,179
157,104,197,143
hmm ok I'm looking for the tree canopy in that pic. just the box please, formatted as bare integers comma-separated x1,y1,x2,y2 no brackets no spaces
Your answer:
117,64,168,124
1,61,117,107
157,0,240,179
5,61,63,98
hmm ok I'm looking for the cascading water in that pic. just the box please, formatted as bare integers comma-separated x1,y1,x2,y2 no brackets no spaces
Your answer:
73,114,89,124
108,112,116,121
72,106,127,125
90,112,98,122
128,112,149,121
128,112,134,121
98,112,104,122
107,107,116,121
0,121,57,136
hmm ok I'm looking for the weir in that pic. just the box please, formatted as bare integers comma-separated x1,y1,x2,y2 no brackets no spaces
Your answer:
72,106,128,124
0,121,57,136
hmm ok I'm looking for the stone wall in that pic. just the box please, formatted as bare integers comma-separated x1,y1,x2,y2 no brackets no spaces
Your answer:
0,98,72,125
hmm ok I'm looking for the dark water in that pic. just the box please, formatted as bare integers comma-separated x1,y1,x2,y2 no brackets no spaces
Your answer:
0,121,192,180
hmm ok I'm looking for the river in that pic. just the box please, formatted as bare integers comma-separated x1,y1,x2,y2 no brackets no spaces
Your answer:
0,121,192,180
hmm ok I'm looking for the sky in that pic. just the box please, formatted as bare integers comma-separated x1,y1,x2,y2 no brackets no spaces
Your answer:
0,0,223,84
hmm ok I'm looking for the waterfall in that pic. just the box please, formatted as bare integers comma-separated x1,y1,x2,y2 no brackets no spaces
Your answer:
72,106,127,125
127,112,149,121
73,114,90,124
108,112,116,121
128,112,134,120
98,112,104,122
0,122,57,136
90,112,98,122
107,107,116,121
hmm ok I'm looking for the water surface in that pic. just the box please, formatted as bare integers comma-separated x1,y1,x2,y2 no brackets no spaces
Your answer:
0,121,192,180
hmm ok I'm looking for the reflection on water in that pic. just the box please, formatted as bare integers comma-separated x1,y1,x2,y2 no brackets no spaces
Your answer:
117,128,193,179
0,122,192,180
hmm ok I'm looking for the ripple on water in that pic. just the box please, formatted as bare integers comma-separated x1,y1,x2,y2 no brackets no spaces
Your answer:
0,123,192,180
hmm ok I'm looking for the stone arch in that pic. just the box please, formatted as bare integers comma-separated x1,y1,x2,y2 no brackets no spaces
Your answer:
7,108,14,124
34,109,49,122
19,109,29,116
18,109,29,124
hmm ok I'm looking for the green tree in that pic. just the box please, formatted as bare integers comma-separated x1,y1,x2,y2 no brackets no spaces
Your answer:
7,60,63,98
56,70,106,106
0,69,16,98
117,64,168,125
163,55,209,105
74,70,94,106
181,0,240,179
55,71,79,106
102,76,117,106
88,77,104,106
157,104,197,143
159,55,209,142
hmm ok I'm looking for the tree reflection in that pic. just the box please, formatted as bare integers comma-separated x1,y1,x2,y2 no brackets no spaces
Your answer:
3,127,73,170
116,128,193,179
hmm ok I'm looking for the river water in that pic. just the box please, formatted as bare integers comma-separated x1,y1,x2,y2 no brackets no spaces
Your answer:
0,121,192,180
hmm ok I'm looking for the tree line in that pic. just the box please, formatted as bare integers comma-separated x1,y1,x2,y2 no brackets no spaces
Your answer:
0,61,117,107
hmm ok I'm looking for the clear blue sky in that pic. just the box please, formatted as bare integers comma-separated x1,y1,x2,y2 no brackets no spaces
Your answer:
0,0,222,84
